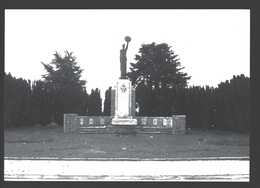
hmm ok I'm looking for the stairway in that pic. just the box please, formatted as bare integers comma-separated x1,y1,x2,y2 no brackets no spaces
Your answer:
76,125,172,134
77,125,111,134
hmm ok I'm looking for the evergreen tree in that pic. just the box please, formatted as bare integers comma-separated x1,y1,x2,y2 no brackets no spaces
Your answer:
215,80,237,131
185,86,203,129
31,80,52,125
77,86,89,116
128,42,191,116
173,86,186,115
135,84,154,116
4,73,15,128
128,42,191,89
41,51,87,125
41,51,86,90
209,75,249,133
17,78,33,127
4,73,33,127
200,86,215,130
88,88,102,116
103,87,112,116
153,87,173,117
229,74,250,133
88,89,95,116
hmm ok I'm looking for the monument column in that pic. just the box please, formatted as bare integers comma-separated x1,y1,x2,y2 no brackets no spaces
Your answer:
111,36,137,125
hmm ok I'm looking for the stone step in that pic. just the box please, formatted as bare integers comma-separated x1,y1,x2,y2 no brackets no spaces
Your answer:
78,130,172,134
77,126,109,134
140,126,172,129
137,128,172,133
78,131,109,134
76,125,172,134
77,129,109,133
137,132,172,134
77,126,107,129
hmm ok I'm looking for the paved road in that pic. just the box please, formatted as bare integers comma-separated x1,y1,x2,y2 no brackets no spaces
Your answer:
4,158,249,181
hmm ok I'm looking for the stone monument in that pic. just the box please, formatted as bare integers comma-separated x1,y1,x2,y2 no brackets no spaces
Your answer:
111,36,137,125
63,36,186,135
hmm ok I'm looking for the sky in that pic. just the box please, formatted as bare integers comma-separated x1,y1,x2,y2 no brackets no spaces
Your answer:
5,9,250,100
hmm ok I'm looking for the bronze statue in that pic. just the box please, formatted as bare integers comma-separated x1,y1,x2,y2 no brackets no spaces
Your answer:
120,36,131,79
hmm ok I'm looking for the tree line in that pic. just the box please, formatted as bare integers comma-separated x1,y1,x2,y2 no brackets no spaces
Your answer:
4,72,103,127
4,51,102,127
4,44,250,133
104,74,248,133
104,42,250,133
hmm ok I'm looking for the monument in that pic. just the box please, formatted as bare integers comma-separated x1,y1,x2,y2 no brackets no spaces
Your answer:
111,36,137,125
63,37,186,135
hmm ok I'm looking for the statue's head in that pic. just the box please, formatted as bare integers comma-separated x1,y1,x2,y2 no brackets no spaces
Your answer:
122,44,125,49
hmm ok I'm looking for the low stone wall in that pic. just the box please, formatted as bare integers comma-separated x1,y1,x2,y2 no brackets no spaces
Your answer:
136,117,173,128
172,115,186,134
63,114,78,133
78,116,112,126
64,114,186,134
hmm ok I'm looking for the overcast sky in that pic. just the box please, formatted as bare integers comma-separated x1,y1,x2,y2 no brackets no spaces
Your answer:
5,9,250,100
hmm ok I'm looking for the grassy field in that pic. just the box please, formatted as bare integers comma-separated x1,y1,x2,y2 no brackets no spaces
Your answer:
4,126,249,159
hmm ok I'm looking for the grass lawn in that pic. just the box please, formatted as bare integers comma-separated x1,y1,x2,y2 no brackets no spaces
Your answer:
4,126,249,159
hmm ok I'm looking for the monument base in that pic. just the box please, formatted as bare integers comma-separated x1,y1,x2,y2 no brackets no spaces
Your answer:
64,114,186,134
111,118,137,125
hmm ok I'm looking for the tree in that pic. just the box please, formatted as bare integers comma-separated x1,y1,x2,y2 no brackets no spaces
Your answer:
4,72,33,127
186,86,203,128
88,88,102,116
128,42,191,89
41,51,86,91
230,74,250,133
204,75,250,133
128,42,191,116
17,78,33,127
4,72,16,128
41,51,87,125
31,80,53,125
103,87,112,116
200,86,215,130
216,80,237,131
135,84,154,116
77,86,89,116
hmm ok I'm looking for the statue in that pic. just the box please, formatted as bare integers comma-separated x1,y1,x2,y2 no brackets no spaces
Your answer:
120,36,131,79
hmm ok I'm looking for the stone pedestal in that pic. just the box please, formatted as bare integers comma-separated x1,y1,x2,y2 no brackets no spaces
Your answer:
111,79,137,125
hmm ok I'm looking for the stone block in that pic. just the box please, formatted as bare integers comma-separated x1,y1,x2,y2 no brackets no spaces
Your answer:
64,114,78,133
112,118,137,125
153,118,158,125
141,118,147,125
89,118,94,124
100,118,105,124
172,115,186,135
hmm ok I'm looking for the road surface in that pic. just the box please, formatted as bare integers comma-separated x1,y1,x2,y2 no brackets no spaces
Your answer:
4,157,249,181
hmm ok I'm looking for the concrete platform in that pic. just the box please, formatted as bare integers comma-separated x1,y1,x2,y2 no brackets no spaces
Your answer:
4,158,249,181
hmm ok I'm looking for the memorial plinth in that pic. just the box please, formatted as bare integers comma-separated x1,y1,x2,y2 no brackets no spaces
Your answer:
111,79,137,125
